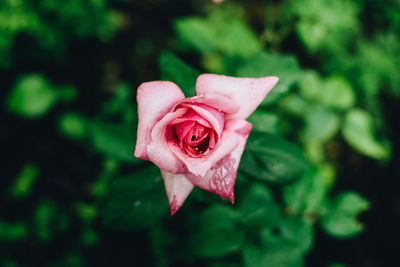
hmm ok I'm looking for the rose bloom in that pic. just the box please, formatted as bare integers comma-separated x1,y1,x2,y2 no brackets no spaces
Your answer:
135,74,278,214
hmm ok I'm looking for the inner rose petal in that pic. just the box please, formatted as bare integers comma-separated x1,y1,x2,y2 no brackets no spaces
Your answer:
174,103,224,138
170,121,215,158
169,109,211,128
174,120,195,140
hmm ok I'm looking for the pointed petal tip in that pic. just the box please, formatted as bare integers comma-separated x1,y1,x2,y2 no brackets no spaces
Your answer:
170,207,178,216
169,196,179,215
169,199,182,215
270,76,279,82
260,76,279,86
271,76,279,86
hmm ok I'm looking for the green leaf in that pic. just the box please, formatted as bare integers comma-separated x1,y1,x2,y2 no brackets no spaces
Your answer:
283,168,330,214
9,163,39,199
355,33,400,97
7,74,58,118
58,112,87,140
292,0,360,53
90,121,140,163
342,109,390,160
247,110,281,135
0,220,28,242
303,105,340,143
321,191,369,238
298,71,323,101
236,51,301,105
189,205,243,257
102,166,169,230
101,82,134,115
243,216,313,267
260,216,314,255
239,183,280,228
215,19,261,57
75,202,98,224
174,11,261,58
174,18,218,54
159,51,200,97
298,72,355,110
279,94,308,116
34,200,70,241
240,131,308,183
243,243,303,267
320,76,355,110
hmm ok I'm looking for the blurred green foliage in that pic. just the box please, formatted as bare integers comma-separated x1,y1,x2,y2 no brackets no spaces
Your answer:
1,0,399,266
0,0,117,67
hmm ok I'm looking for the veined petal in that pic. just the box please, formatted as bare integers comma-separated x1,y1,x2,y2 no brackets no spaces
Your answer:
186,119,252,202
196,74,278,120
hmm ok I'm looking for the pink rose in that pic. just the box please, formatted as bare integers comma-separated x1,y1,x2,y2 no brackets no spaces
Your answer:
135,74,278,214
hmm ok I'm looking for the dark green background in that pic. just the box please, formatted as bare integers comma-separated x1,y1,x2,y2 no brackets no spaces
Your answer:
1,0,399,266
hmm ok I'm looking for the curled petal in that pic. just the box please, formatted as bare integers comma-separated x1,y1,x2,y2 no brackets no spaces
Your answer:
196,74,279,120
170,109,211,128
176,93,240,114
186,119,252,202
161,170,194,215
181,103,224,138
147,108,187,174
135,81,185,160
174,120,196,141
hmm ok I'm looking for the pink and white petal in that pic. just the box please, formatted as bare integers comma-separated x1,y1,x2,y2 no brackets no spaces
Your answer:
181,104,224,137
196,74,279,120
135,81,185,160
169,110,211,128
174,120,195,140
169,128,239,177
147,108,187,174
186,119,252,202
176,93,240,114
161,170,194,215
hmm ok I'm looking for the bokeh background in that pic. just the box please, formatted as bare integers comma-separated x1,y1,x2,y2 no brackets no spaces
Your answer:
1,0,399,266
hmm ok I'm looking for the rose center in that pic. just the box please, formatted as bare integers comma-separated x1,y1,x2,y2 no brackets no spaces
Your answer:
173,121,216,157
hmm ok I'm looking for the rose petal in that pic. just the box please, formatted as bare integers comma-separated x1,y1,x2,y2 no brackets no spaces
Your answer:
176,93,240,114
135,81,185,160
186,119,252,202
161,170,194,215
180,103,224,138
174,120,195,140
169,109,211,128
147,108,187,173
196,74,279,120
169,126,239,177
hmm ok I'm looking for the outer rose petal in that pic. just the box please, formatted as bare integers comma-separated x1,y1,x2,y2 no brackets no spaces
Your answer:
175,93,240,114
147,108,187,173
186,119,252,202
196,74,279,120
161,170,194,215
135,81,185,160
